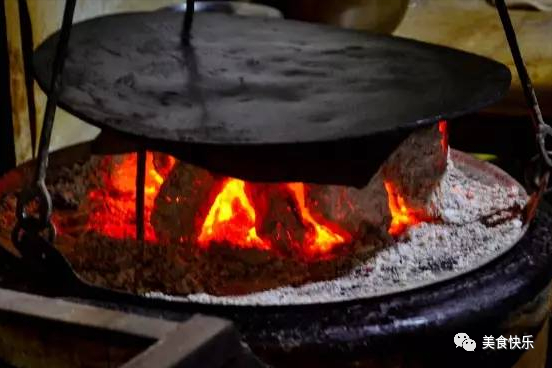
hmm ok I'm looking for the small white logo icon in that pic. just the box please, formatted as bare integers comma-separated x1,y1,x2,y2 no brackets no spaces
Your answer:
454,333,476,351
463,339,477,351
454,333,469,348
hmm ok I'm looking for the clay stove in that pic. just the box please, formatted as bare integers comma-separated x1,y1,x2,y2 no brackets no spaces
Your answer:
0,121,528,301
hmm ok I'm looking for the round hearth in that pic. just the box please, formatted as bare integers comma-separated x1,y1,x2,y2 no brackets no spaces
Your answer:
0,138,528,305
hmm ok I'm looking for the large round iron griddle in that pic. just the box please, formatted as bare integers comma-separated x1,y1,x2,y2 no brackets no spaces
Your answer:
34,10,510,144
33,10,511,185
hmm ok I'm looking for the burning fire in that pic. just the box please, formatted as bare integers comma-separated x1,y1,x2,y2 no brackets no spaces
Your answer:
87,152,175,242
384,181,427,237
85,152,349,257
197,179,349,255
383,121,447,236
197,179,270,250
286,183,348,255
86,120,449,252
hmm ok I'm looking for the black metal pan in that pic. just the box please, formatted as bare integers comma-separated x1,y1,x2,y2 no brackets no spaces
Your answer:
33,10,511,185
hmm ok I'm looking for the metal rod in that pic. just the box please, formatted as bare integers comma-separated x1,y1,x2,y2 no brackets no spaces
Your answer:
181,0,195,45
495,0,552,222
34,0,76,186
136,149,146,245
18,0,37,158
495,0,549,153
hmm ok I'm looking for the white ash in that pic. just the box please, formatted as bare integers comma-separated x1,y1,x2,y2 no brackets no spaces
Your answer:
152,219,524,306
427,158,526,225
146,155,527,306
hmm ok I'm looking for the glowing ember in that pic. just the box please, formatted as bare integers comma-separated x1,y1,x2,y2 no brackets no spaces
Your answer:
287,183,349,255
87,152,175,242
439,120,448,154
197,179,270,249
382,121,447,236
86,152,350,258
196,179,349,255
384,181,428,236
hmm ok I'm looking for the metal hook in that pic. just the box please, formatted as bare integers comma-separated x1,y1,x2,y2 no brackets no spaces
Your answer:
12,220,56,254
13,0,76,252
15,180,52,228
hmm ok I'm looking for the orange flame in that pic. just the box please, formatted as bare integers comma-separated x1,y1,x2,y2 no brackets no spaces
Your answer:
87,152,175,242
197,181,348,256
197,179,270,249
384,181,427,237
85,152,349,258
382,121,445,237
287,183,348,255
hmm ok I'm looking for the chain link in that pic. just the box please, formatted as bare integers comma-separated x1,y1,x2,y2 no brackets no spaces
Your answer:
12,0,76,255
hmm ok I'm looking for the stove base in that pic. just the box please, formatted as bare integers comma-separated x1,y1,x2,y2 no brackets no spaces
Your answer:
1,197,552,368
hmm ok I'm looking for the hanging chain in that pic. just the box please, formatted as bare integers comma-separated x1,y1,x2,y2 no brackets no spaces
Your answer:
495,0,552,220
12,0,76,253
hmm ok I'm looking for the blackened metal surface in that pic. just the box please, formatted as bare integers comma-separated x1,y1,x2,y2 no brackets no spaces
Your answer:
33,10,511,183
33,10,511,145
